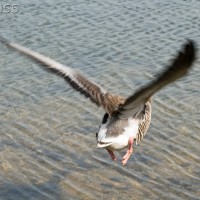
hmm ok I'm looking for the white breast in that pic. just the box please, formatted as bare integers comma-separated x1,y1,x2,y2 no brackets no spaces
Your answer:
97,117,140,150
123,118,139,138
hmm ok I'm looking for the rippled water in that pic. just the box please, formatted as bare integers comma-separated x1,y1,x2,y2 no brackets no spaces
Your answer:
1,0,200,199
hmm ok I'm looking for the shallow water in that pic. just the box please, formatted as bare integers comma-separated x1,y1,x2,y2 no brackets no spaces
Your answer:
0,0,200,199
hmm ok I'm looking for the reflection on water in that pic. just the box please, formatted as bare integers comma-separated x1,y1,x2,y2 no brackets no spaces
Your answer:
0,0,200,199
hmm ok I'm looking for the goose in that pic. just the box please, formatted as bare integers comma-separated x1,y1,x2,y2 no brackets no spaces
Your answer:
0,37,196,165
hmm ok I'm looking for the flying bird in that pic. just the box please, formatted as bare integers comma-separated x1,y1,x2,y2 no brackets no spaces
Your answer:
0,37,196,165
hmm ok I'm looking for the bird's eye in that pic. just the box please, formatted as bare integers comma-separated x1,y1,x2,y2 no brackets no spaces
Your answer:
102,113,109,124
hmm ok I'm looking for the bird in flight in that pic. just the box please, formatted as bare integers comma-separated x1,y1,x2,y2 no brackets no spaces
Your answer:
0,37,196,165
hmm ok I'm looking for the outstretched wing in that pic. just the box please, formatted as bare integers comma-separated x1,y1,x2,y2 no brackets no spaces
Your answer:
116,40,197,118
0,37,125,115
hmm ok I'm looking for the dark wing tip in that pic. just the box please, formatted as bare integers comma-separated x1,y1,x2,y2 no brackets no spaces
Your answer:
170,39,197,76
182,39,197,65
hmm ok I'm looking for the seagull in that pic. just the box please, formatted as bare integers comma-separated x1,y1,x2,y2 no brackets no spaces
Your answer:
0,37,196,165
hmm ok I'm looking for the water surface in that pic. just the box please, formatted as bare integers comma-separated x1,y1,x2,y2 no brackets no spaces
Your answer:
0,0,200,199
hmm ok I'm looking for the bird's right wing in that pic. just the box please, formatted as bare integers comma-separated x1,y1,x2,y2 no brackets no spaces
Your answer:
0,37,125,115
116,40,197,119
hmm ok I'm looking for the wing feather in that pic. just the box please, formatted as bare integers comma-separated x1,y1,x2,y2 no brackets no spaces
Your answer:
116,40,197,118
0,37,124,115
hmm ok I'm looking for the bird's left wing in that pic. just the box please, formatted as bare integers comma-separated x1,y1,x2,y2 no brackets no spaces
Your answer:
116,40,197,119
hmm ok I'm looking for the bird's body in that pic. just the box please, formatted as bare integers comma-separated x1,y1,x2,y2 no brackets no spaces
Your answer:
97,98,152,164
0,37,196,165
